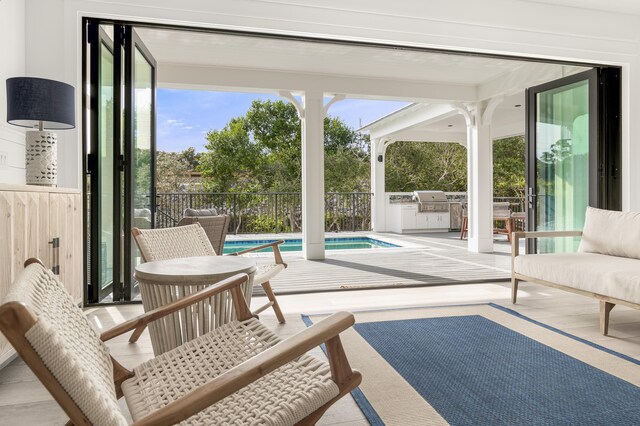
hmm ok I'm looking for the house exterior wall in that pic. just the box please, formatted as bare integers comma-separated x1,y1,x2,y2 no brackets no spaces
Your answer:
0,0,26,184
6,0,640,210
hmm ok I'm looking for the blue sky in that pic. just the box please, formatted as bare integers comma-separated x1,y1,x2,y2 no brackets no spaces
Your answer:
157,89,409,152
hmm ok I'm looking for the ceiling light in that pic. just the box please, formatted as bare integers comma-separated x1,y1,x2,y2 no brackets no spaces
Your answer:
514,104,522,108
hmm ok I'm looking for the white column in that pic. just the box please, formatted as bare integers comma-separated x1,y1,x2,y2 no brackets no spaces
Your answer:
466,105,494,253
301,90,325,260
370,138,387,232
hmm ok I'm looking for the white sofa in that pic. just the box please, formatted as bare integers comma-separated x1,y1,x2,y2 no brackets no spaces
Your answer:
511,207,640,335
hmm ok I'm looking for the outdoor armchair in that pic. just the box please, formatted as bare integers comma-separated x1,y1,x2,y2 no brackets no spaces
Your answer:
0,259,361,425
133,223,286,323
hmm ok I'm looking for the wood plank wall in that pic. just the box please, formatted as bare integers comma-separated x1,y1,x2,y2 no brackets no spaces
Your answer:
0,185,83,366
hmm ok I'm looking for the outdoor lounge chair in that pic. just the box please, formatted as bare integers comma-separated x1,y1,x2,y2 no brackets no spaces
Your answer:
177,210,230,254
0,259,361,425
133,223,287,324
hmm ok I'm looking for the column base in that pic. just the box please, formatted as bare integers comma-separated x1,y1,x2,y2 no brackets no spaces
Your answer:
303,242,325,260
467,237,493,253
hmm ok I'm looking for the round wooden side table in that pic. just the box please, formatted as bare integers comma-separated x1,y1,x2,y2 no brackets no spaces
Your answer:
134,255,257,355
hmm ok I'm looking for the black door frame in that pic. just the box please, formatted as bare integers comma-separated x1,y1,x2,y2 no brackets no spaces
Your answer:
525,68,621,253
86,21,119,303
84,20,157,304
123,27,157,301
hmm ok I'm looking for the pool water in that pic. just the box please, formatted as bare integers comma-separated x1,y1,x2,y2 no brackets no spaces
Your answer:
222,237,399,254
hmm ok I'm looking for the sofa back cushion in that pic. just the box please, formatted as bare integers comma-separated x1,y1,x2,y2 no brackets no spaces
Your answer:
578,207,640,259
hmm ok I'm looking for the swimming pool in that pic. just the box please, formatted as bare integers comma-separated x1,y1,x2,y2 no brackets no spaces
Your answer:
222,237,399,254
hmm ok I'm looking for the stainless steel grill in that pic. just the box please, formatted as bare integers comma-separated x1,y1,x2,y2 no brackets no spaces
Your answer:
412,190,449,213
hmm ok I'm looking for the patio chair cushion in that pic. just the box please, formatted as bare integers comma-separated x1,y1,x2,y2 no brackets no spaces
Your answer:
514,252,640,304
254,263,287,286
4,264,127,426
122,318,339,425
184,207,218,217
578,207,640,260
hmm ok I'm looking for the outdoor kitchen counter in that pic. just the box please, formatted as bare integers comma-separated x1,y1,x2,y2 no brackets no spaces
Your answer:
389,202,452,233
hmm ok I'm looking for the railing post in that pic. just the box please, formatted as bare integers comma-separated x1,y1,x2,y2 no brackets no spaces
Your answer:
275,193,279,234
233,193,237,234
352,193,356,231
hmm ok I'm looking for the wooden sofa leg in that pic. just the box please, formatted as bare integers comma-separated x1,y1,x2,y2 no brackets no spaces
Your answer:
600,301,615,335
262,281,286,324
511,278,519,304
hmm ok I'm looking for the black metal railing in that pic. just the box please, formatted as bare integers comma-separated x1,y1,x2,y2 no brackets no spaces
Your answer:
155,192,372,233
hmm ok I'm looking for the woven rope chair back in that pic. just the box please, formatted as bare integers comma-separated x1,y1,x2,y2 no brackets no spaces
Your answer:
2,263,127,425
177,215,230,255
133,223,216,261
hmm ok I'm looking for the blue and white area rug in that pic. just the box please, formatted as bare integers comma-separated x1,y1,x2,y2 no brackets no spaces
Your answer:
302,304,640,425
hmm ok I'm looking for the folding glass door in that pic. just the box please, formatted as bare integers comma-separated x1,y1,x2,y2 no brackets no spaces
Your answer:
525,68,620,253
85,21,157,304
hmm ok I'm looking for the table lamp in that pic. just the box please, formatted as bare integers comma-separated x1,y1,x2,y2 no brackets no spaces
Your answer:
6,77,75,186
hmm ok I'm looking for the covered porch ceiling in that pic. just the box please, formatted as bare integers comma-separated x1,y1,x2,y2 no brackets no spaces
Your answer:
135,27,591,106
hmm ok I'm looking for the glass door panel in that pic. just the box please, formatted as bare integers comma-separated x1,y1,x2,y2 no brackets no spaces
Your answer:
86,22,156,303
87,23,118,303
526,68,620,255
123,28,157,301
534,79,590,253
99,40,115,294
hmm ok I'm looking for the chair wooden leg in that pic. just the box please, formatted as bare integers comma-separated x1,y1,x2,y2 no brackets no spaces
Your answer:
262,281,285,324
460,217,468,240
511,277,519,304
600,301,615,335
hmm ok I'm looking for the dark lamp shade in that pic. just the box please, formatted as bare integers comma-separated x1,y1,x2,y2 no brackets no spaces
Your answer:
6,77,75,130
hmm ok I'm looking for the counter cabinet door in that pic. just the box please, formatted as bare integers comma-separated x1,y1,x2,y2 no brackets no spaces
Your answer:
401,206,417,230
416,213,429,229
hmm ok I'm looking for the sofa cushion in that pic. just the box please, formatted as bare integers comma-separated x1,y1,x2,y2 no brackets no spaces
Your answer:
578,207,640,260
514,253,640,305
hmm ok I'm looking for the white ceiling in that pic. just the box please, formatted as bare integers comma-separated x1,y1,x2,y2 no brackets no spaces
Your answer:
136,28,537,86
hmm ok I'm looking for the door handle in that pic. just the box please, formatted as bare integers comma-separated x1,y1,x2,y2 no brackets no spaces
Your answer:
527,188,536,208
49,237,60,275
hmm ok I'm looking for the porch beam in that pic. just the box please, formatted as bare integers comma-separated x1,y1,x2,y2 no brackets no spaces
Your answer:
366,104,459,140
159,63,477,103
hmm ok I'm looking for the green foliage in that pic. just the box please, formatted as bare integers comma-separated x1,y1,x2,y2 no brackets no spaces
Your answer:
159,98,526,201
385,142,467,192
154,148,203,193
197,99,370,193
493,136,526,198
385,136,526,197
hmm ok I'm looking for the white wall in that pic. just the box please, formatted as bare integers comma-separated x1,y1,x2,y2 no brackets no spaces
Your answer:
0,0,26,185
16,0,640,210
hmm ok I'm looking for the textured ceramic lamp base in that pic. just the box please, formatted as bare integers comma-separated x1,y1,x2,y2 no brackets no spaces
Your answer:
25,131,57,186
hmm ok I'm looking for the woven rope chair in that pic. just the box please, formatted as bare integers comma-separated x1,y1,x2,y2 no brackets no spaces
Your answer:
177,215,229,255
134,222,287,324
0,259,361,426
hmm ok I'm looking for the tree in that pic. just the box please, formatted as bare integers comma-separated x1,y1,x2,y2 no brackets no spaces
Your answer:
154,148,203,193
197,99,370,193
493,136,526,198
384,142,467,192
